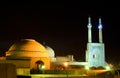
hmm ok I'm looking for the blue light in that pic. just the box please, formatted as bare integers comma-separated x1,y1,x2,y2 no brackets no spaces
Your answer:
98,18,103,29
98,24,103,29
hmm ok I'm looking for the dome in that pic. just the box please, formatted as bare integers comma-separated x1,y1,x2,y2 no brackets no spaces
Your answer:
46,46,55,58
6,39,49,58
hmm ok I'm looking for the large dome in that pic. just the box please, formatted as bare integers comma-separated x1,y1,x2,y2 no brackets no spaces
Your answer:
6,39,49,58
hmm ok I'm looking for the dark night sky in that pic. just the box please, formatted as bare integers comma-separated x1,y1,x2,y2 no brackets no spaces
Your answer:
0,1,120,64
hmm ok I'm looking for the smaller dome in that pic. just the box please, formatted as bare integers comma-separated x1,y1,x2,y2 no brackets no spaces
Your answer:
46,46,55,58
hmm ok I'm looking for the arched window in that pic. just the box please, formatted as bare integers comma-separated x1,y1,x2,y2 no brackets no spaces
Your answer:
93,54,96,59
35,60,44,70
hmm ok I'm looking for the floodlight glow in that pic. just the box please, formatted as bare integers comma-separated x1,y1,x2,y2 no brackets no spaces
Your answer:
63,62,68,67
105,66,110,70
41,65,45,69
85,66,89,70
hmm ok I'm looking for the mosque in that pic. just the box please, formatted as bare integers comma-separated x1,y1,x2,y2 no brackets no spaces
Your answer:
0,17,108,75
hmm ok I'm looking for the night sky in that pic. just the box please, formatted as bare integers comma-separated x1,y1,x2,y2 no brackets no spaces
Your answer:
0,1,120,64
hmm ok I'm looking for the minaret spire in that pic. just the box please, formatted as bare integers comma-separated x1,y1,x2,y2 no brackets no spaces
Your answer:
98,18,103,43
87,16,92,43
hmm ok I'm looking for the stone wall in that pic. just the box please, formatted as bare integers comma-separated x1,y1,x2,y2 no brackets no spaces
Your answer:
0,63,17,78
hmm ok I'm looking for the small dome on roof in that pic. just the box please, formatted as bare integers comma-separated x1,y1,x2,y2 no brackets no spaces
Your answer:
46,46,55,58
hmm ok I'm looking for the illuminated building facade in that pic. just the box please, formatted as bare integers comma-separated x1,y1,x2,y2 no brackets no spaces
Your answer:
86,17,106,68
0,39,51,75
0,17,108,75
0,39,75,75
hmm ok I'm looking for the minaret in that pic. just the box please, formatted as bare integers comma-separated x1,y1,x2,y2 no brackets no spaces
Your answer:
87,17,92,43
98,18,103,43
86,17,106,68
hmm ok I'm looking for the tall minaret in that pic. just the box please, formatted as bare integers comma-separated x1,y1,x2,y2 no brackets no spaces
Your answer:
87,17,92,43
86,17,106,68
98,18,103,43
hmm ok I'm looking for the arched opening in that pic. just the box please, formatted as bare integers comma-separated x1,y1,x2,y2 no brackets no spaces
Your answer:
35,60,45,70
30,60,45,74
93,54,96,59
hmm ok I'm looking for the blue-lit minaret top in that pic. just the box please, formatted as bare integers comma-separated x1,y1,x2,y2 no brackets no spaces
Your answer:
98,18,103,29
98,18,103,43
87,17,92,43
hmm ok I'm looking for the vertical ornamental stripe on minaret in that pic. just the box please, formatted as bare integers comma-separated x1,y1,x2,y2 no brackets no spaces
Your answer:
87,17,92,43
98,18,103,43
